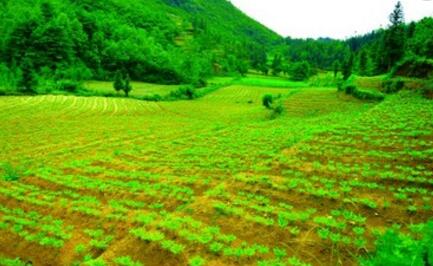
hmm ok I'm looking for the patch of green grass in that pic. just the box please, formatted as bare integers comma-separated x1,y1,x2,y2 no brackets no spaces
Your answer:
360,220,433,266
1,162,20,181
114,256,143,266
0,257,31,266
234,75,308,88
84,81,180,98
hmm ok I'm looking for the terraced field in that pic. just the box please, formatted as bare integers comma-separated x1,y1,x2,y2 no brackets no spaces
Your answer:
1,85,432,266
84,81,180,98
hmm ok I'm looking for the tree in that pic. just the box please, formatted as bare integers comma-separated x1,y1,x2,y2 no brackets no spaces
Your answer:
383,1,406,71
40,1,55,22
4,20,38,66
406,17,433,58
113,71,124,93
259,64,269,75
358,51,368,76
406,21,416,39
333,61,340,78
342,53,354,80
389,1,404,26
32,13,74,69
18,58,35,93
123,74,132,97
290,61,311,81
236,59,249,76
250,46,267,71
271,55,283,76
262,94,273,109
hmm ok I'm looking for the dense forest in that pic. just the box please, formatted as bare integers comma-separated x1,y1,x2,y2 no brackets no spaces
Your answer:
0,0,432,95
0,0,280,92
271,9,433,79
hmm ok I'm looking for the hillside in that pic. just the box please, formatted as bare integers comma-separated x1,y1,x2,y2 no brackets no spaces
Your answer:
1,76,433,265
1,1,433,265
0,0,280,87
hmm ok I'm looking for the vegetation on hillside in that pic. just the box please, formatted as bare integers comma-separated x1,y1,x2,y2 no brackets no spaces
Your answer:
0,1,432,263
1,80,433,265
0,0,280,94
269,2,432,82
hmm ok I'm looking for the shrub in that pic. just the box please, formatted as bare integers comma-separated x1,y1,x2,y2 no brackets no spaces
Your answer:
391,56,433,78
290,61,311,81
341,82,384,101
270,103,284,119
113,71,124,93
382,78,405,94
169,85,196,100
352,88,385,101
1,163,20,181
140,94,163,102
360,221,433,266
123,75,133,97
192,78,207,88
262,94,273,109
344,85,356,95
56,80,82,92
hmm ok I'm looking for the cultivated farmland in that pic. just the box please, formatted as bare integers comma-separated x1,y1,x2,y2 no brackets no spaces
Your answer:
1,82,433,266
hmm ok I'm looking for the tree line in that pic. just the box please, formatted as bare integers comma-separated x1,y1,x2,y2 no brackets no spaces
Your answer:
264,1,432,81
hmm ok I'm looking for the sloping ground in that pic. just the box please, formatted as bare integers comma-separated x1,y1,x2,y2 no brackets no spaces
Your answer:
284,88,365,117
0,88,432,266
84,81,180,98
355,75,426,91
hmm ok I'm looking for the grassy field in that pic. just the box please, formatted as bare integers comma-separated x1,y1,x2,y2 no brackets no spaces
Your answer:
0,80,433,265
235,75,309,88
84,81,180,97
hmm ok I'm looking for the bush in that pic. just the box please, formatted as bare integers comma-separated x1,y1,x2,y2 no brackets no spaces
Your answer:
262,94,273,109
341,82,384,101
262,94,285,119
1,163,20,181
192,78,207,88
352,88,385,101
391,56,433,78
382,78,405,93
56,80,82,92
361,221,433,266
270,102,284,119
169,85,197,100
140,94,163,102
290,61,311,81
344,85,357,95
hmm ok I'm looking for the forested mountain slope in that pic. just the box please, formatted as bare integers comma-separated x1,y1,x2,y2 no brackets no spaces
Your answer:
0,0,280,85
